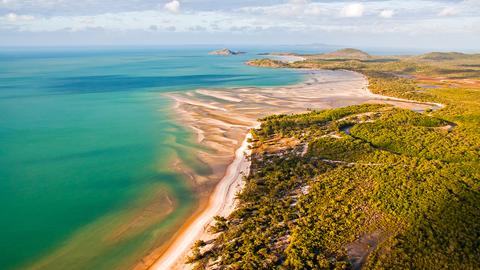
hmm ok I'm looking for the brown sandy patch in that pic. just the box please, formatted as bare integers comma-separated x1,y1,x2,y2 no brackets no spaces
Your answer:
415,75,480,89
106,189,176,244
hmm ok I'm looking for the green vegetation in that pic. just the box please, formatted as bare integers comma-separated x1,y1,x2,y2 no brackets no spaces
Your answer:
418,52,479,61
246,58,288,68
189,52,480,269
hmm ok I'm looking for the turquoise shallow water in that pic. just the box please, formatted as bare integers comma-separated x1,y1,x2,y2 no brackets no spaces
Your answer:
0,48,301,270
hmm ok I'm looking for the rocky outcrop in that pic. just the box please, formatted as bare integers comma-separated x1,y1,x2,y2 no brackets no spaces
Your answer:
208,48,246,56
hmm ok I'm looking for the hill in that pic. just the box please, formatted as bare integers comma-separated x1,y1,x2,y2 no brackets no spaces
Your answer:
316,48,372,60
418,52,472,61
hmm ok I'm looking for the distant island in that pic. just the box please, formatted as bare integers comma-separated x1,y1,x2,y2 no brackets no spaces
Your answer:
208,48,246,56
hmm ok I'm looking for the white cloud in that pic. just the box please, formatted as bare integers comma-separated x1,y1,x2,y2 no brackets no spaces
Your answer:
305,5,325,16
340,3,364,18
462,0,480,8
1,0,478,49
265,0,308,16
164,0,180,13
288,0,310,4
6,12,17,21
4,12,35,22
379,9,395,18
438,7,457,16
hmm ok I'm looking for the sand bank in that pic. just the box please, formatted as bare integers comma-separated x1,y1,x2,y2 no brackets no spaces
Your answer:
150,130,255,270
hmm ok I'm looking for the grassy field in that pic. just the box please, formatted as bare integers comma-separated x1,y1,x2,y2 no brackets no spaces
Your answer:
189,50,480,269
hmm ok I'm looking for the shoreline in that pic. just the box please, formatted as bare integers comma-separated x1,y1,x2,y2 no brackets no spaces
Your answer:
264,54,306,63
150,124,256,270
145,69,442,270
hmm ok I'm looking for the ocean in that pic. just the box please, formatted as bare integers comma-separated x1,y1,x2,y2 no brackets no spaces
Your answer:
0,48,301,270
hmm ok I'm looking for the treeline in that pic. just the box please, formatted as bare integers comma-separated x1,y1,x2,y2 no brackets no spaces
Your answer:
256,104,386,140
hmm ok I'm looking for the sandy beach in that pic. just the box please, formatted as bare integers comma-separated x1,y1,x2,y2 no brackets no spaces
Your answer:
150,127,255,270
265,54,307,63
143,69,438,270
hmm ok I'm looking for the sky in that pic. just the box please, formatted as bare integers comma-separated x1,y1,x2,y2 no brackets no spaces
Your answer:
0,0,479,50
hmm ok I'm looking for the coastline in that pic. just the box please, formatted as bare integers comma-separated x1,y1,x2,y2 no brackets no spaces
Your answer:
264,54,306,63
150,125,256,270
144,69,442,270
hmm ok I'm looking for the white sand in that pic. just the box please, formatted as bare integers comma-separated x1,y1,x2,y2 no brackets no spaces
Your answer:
196,89,243,103
266,54,307,63
150,128,255,270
